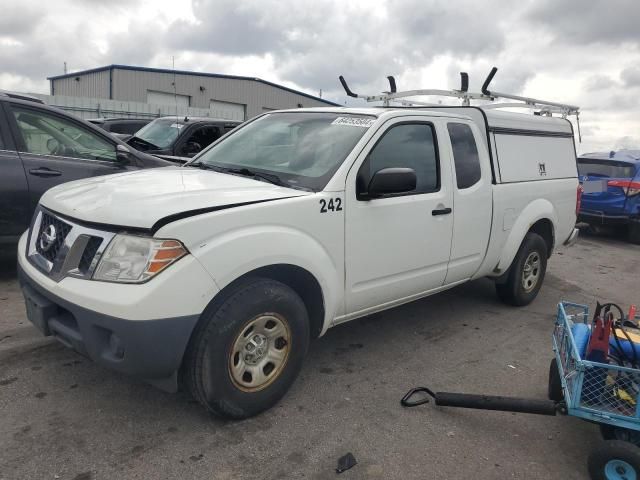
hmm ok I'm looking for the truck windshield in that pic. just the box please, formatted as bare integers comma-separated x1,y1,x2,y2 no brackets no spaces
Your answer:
134,119,184,149
192,112,375,191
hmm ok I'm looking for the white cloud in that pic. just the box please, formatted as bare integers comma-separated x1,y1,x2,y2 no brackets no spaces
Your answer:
0,0,638,153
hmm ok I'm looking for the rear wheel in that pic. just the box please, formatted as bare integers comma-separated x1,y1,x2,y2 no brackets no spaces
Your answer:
628,220,640,245
548,358,563,402
600,425,640,447
183,277,310,419
495,232,548,306
588,440,640,480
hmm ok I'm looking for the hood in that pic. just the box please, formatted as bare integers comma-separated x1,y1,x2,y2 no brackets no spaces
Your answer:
40,166,309,231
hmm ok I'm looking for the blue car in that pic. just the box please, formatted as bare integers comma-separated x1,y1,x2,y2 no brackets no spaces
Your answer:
577,150,640,243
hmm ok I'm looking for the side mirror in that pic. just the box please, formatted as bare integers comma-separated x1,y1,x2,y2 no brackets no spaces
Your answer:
183,141,202,156
366,167,417,198
116,144,131,164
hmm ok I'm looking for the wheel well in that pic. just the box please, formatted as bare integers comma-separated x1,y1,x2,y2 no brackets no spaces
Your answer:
529,219,554,257
230,264,325,339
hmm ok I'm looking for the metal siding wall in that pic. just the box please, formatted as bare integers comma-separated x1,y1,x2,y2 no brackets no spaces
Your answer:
110,68,331,119
51,70,111,99
31,94,215,120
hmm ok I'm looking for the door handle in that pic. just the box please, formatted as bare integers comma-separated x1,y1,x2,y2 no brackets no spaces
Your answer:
29,168,62,177
432,207,452,216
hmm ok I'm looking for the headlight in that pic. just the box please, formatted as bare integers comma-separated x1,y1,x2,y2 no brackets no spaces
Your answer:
93,234,187,283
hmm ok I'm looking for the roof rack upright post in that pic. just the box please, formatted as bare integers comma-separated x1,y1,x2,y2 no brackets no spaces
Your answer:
387,76,397,94
458,72,470,106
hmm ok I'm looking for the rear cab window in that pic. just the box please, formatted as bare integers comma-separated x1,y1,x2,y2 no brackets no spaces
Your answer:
447,122,481,189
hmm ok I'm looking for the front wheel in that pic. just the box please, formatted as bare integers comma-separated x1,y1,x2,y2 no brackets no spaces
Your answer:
588,440,640,480
495,232,548,306
183,277,310,419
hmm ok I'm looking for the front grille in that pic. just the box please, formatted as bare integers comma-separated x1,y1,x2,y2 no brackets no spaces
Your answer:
35,213,72,262
78,237,102,274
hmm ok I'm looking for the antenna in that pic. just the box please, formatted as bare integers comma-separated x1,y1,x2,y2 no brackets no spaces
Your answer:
172,56,179,126
63,61,67,74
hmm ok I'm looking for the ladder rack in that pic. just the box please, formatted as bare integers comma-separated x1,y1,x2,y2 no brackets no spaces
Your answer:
338,67,580,119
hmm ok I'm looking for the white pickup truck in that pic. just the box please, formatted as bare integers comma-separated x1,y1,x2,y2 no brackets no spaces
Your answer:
18,102,580,418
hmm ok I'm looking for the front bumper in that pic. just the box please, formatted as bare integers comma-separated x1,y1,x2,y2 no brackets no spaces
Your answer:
19,262,199,387
17,232,218,389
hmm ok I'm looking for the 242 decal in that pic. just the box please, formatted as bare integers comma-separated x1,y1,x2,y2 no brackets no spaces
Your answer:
319,198,342,213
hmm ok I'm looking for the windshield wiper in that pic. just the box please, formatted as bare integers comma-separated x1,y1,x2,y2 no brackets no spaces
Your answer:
224,167,286,186
197,164,286,186
184,161,215,170
130,136,160,150
185,163,291,188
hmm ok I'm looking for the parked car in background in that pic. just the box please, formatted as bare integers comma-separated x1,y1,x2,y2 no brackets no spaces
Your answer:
87,117,151,139
126,116,240,162
0,90,171,246
577,150,640,243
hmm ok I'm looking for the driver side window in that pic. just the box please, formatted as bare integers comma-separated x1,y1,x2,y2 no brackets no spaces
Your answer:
180,126,221,156
12,106,116,162
357,123,440,196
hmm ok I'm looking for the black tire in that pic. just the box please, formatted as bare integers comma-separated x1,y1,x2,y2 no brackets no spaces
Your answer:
588,440,640,480
182,277,310,419
586,223,605,236
548,357,563,402
600,425,640,447
495,232,548,306
628,220,640,245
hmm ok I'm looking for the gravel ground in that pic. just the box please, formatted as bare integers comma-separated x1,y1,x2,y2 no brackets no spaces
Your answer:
1,228,639,480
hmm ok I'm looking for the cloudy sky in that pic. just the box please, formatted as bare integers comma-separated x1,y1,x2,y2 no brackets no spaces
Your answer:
2,0,639,153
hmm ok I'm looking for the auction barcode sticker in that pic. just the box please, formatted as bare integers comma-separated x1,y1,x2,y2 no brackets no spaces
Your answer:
331,117,376,128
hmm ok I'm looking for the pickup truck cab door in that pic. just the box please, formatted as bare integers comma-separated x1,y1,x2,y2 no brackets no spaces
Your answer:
5,103,131,215
344,117,454,316
442,120,493,284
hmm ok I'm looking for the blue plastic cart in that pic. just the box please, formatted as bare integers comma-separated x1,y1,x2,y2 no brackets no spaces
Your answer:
552,301,640,480
402,301,640,480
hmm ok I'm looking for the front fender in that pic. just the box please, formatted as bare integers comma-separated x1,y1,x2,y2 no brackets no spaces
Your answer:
189,225,341,335
497,198,558,272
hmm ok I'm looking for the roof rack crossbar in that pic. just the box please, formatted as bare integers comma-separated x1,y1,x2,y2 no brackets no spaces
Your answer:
338,67,579,117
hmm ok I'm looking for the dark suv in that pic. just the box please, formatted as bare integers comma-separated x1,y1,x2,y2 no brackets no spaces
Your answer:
0,91,170,246
126,116,240,162
87,117,152,137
